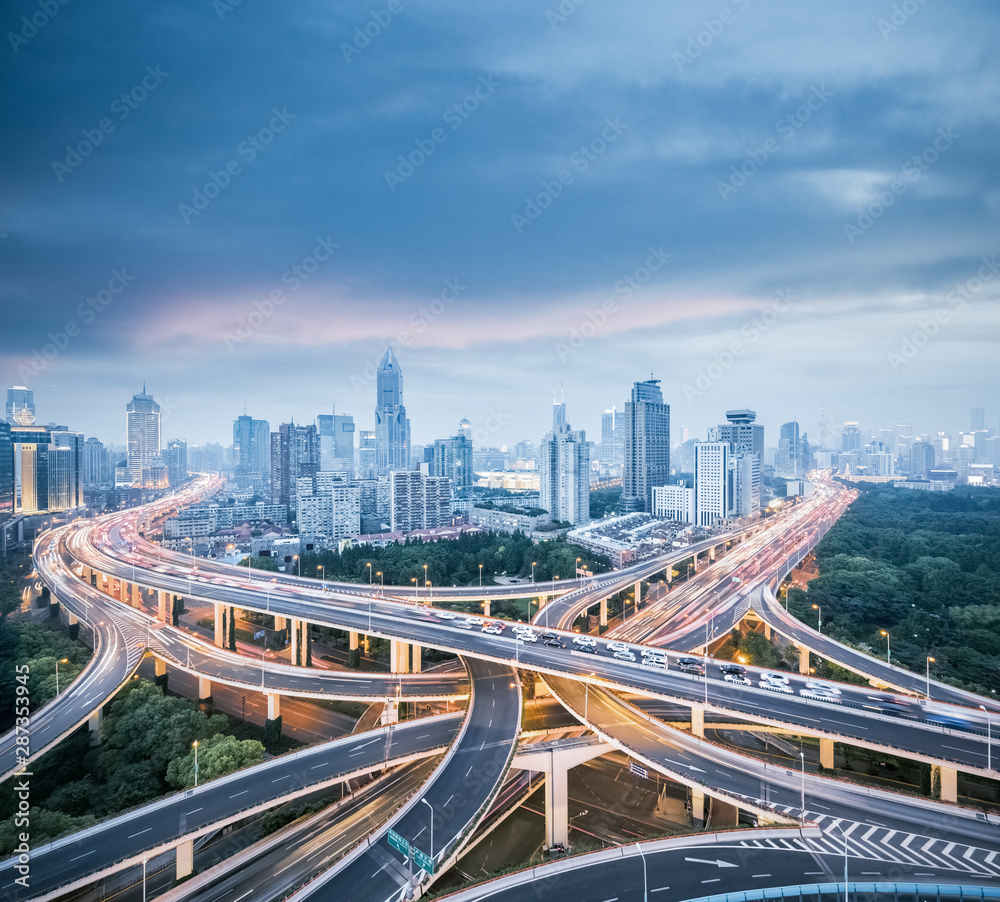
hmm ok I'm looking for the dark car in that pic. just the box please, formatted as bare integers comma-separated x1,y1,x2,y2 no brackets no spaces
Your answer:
678,657,705,674
577,643,596,654
719,663,746,676
543,637,565,648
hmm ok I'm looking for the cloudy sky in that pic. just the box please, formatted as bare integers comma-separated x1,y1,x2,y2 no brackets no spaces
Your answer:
2,0,998,450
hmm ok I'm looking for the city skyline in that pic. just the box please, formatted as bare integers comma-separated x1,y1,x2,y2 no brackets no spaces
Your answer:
2,2,997,446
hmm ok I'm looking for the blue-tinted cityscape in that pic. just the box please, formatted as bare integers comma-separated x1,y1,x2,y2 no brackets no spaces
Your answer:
2,3,999,902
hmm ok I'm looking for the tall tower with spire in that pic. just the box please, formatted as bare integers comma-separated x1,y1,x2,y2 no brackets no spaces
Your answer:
375,348,411,472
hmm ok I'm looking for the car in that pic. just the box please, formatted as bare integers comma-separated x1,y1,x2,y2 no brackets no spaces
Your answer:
642,656,667,669
543,637,565,648
577,643,596,654
437,610,457,620
759,672,793,693
573,636,597,647
607,641,629,653
800,681,842,702
461,617,479,628
921,701,970,727
724,673,752,686
613,650,637,662
677,657,705,674
760,671,790,686
513,624,533,633
482,625,503,634
517,630,538,642
719,663,746,676
456,619,475,629
541,632,559,642
488,621,506,631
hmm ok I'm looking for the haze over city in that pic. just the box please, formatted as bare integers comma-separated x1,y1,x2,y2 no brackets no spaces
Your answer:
2,1,998,447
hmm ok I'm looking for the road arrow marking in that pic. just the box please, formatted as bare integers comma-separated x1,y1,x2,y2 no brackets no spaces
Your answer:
685,857,738,868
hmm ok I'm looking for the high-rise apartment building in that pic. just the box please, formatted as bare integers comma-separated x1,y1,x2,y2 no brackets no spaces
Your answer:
600,407,624,473
910,441,935,477
358,430,376,477
778,421,801,477
10,424,83,513
430,430,473,498
694,441,732,526
841,422,861,453
389,470,451,533
233,414,271,490
539,402,590,526
375,348,410,473
971,407,986,432
708,409,763,515
318,409,356,475
0,423,12,521
296,473,361,542
622,378,670,512
270,422,318,507
126,389,166,487
165,439,188,486
5,387,36,426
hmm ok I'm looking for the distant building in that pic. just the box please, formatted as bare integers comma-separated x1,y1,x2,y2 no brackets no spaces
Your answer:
165,439,188,487
296,474,361,543
652,484,696,523
622,378,670,512
841,422,861,453
600,406,624,474
430,431,473,498
375,348,410,473
0,423,13,521
82,436,110,486
910,441,935,477
270,422,318,507
358,429,376,477
708,409,763,514
971,407,986,432
777,421,801,477
10,424,84,513
389,470,451,533
126,389,166,487
694,441,731,527
5,387,35,426
318,409,356,475
233,414,270,491
539,401,590,526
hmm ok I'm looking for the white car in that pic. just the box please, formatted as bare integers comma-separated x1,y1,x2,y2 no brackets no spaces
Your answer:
800,680,842,702
572,636,597,647
437,610,457,620
461,617,480,628
759,672,793,693
613,650,637,662
517,631,538,642
724,673,752,686
482,624,503,635
607,641,629,654
642,657,667,670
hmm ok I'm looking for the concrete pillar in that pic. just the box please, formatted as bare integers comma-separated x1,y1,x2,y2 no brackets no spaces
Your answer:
691,787,705,824
482,599,491,618
799,646,810,675
154,658,167,678
67,612,78,626
176,839,194,880
710,546,717,562
391,639,410,674
349,631,359,651
634,580,642,608
763,623,772,640
381,700,399,725
267,693,280,720
198,676,212,702
88,709,102,744
691,555,699,574
599,598,608,628
665,568,672,585
81,565,91,583
273,615,287,631
411,643,422,674
820,738,834,770
691,704,705,738
158,590,169,622
936,765,958,803
118,580,127,604
545,764,570,847
214,603,224,648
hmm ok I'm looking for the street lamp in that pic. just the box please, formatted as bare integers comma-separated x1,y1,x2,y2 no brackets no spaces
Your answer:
981,706,993,772
799,750,806,822
366,562,372,587
585,672,595,721
635,843,648,902
377,571,383,596
261,648,268,687
318,564,324,590
880,630,891,664
421,798,434,862
142,856,148,902
812,604,822,633
479,563,483,587
55,657,68,695
531,561,536,583
423,564,428,597
294,554,300,578
193,740,199,787
926,656,935,698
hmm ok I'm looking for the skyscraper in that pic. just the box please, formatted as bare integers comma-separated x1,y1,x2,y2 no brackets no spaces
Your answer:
82,436,109,486
430,430,474,497
600,407,624,473
358,429,376,477
375,347,410,473
622,378,670,513
165,439,188,486
778,421,801,476
270,422,318,507
694,441,732,526
126,389,165,487
841,422,861,453
233,413,271,490
708,409,763,514
971,407,986,432
540,403,590,526
5,386,35,426
0,423,13,520
318,409,356,475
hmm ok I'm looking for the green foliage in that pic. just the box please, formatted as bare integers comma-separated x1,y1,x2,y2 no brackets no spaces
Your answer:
739,633,783,668
247,555,279,571
166,734,265,789
264,716,283,746
347,647,361,669
791,484,1000,693
0,808,95,855
590,485,623,519
256,799,328,839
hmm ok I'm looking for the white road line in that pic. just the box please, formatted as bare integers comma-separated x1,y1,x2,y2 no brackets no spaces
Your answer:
701,879,721,884
752,874,772,878
230,789,249,798
127,827,152,838
186,808,203,815
70,850,96,861
272,775,291,782
651,888,670,893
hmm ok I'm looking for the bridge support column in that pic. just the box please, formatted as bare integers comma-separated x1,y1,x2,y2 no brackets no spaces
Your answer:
691,704,705,738
798,646,810,675
691,555,699,574
599,598,607,628
67,611,78,626
381,700,399,725
214,603,224,648
934,765,958,803
710,546,716,562
158,590,169,623
820,738,834,770
482,599,491,618
349,631,359,651
118,580,127,604
544,760,570,848
267,693,280,721
763,623,772,640
88,709,102,744
690,787,705,824
391,639,410,674
176,839,194,880
81,565,91,583
274,615,286,631
198,677,212,704
634,580,642,608
411,643,422,673
154,657,167,678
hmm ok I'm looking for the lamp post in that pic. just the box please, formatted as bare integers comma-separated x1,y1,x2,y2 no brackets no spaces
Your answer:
926,656,935,698
366,562,372,587
377,571,383,597
142,856,148,902
479,563,483,587
193,740,199,787
423,564,428,598
880,630,891,664
318,564,324,590
585,672,595,722
420,798,434,863
531,561,536,583
812,604,822,633
261,648,268,688
799,750,806,822
981,706,993,772
636,843,648,902
55,657,68,695
294,554,300,578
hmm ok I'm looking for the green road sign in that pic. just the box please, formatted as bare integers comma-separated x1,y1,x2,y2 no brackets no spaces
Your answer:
388,830,409,857
413,847,434,873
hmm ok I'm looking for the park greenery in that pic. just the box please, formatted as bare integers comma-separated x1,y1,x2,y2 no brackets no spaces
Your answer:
0,676,266,853
786,483,1000,695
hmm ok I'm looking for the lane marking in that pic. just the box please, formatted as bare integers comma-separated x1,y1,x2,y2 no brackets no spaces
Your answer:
230,789,249,798
70,850,96,861
186,808,203,815
702,879,721,884
127,828,152,838
753,874,772,878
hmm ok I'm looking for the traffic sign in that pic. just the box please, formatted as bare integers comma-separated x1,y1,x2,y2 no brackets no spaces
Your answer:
629,761,649,779
413,847,434,873
388,830,409,857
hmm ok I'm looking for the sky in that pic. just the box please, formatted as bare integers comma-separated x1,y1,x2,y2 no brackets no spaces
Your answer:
2,0,999,451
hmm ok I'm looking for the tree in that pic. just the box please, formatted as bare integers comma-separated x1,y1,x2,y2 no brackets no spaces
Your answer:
0,808,95,855
165,734,264,789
